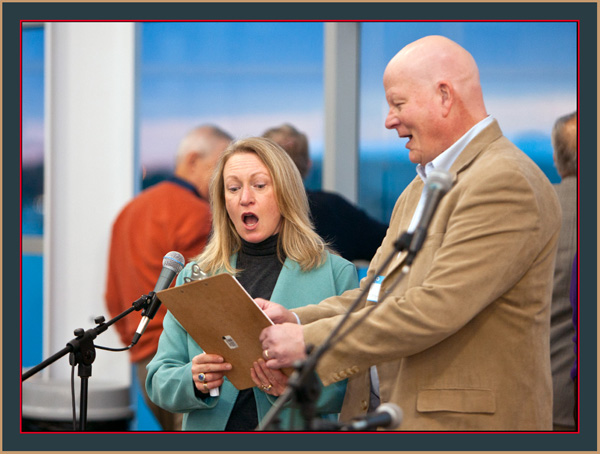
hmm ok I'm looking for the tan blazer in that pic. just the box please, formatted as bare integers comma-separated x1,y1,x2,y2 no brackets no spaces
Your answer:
296,121,561,430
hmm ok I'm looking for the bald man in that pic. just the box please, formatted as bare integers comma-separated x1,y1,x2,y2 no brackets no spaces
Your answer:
258,36,561,430
549,111,578,431
105,124,232,430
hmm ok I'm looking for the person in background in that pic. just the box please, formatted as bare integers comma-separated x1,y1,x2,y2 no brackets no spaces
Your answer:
263,124,388,263
145,137,358,431
105,124,233,430
569,253,578,429
549,111,578,431
257,35,561,431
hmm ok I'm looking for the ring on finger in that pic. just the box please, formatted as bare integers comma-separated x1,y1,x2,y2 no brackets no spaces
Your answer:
198,373,206,382
203,383,209,392
261,384,273,391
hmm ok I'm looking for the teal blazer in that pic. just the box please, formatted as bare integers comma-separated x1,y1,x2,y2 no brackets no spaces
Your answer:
146,251,358,431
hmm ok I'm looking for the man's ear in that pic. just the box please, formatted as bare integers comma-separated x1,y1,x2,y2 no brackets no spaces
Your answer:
186,151,202,168
438,81,453,117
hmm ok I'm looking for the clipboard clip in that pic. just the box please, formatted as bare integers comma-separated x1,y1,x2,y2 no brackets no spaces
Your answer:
184,264,208,283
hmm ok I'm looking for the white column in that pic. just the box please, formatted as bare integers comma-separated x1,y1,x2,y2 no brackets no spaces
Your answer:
323,22,360,203
43,22,138,385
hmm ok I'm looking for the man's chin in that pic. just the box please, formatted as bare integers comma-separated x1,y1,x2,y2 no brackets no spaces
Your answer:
407,150,421,165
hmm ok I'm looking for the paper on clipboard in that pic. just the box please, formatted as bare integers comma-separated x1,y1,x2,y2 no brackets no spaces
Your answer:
156,273,289,390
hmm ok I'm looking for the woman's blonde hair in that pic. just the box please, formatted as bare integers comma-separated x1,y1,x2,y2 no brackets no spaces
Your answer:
193,137,330,274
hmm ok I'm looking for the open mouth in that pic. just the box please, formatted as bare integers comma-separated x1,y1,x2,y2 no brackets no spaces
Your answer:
243,213,259,227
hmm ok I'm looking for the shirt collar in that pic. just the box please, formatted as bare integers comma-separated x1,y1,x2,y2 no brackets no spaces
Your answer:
416,115,494,182
167,175,203,200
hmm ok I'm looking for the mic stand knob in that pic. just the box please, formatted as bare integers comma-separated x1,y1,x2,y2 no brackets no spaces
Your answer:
131,293,153,311
393,231,413,252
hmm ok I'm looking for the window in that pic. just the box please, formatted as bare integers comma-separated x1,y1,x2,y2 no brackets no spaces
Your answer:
22,25,45,236
22,24,45,366
139,22,325,190
359,21,577,223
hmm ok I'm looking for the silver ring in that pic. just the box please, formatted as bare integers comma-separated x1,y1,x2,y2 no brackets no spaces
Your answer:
198,373,206,382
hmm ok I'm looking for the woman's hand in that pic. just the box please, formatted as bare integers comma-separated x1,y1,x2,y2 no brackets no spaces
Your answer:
250,358,288,396
192,353,232,394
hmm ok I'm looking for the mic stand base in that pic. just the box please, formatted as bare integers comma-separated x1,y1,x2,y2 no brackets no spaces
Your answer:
21,298,153,431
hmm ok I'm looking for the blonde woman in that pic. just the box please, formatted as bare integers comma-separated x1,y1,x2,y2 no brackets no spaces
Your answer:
146,137,358,431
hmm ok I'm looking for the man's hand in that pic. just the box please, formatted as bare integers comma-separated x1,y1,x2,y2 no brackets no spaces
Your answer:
255,298,298,324
259,323,307,369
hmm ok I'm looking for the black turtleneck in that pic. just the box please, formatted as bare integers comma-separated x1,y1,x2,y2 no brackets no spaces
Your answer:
224,234,285,431
235,234,284,300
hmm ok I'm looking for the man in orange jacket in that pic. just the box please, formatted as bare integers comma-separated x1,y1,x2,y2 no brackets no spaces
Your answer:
105,124,232,430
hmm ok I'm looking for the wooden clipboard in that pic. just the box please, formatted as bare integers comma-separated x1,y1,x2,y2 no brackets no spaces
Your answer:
157,273,278,390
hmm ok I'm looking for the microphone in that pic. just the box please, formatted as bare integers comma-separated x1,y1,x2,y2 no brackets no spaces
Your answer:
406,169,454,265
132,251,185,345
342,403,403,431
312,403,403,431
312,402,403,432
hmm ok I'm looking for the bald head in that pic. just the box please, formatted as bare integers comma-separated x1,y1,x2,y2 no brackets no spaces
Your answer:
383,35,488,165
388,36,480,87
552,111,578,178
174,125,233,199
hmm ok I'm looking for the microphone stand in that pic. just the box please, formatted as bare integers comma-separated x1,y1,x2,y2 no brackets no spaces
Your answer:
21,293,157,431
258,232,413,431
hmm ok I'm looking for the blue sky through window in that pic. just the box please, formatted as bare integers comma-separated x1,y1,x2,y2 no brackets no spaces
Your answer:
22,21,577,225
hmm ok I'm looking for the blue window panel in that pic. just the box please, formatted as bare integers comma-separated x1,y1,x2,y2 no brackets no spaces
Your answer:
129,365,161,431
359,22,576,224
22,254,44,367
